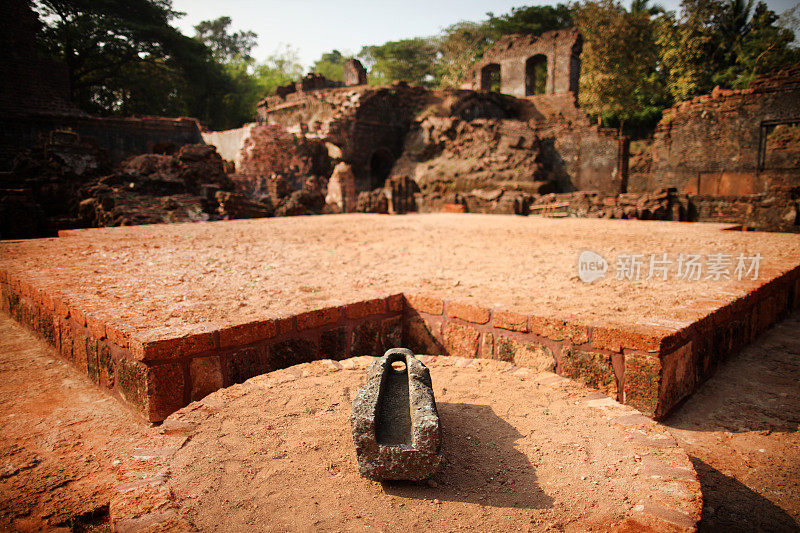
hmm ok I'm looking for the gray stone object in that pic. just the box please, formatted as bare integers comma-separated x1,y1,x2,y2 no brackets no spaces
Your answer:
351,348,443,481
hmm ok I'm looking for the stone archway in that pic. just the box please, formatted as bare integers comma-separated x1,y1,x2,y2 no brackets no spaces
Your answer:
525,55,548,96
480,63,502,92
369,147,395,189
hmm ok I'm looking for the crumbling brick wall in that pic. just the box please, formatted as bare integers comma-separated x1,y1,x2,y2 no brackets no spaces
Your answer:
469,28,582,100
646,65,800,194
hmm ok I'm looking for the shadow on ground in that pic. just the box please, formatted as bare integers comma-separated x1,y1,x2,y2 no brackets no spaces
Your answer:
691,457,799,532
665,311,800,531
382,402,553,510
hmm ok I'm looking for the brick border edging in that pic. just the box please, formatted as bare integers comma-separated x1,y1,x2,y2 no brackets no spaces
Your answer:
402,262,800,419
107,356,702,532
2,261,798,422
0,273,404,423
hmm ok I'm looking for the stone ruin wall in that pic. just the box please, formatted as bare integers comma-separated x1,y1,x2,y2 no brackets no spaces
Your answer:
0,1,205,170
468,29,626,195
619,65,800,231
631,65,800,196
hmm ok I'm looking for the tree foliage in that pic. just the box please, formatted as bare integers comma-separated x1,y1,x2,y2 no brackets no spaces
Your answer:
657,0,799,101
312,50,348,82
486,4,574,35
574,0,665,127
194,16,257,62
358,38,440,87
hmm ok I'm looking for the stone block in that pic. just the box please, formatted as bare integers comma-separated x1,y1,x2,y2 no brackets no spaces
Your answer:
624,353,661,417
37,308,57,347
219,320,276,348
147,363,186,422
386,294,404,312
352,320,380,357
446,301,490,324
137,332,215,362
59,319,74,363
99,342,115,388
69,304,86,327
530,316,589,344
269,338,317,370
190,356,224,401
117,357,149,417
593,325,669,353
72,330,89,374
443,321,480,358
320,327,348,359
497,336,555,372
404,294,444,315
493,310,528,332
277,316,294,335
351,349,442,480
380,316,402,351
296,306,342,330
86,314,106,340
481,332,494,359
406,316,443,355
87,336,100,384
560,347,617,397
656,342,696,418
346,298,386,319
226,345,267,385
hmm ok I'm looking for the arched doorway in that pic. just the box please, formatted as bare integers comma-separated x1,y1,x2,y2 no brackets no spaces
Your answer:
525,55,547,96
369,147,394,189
480,63,502,92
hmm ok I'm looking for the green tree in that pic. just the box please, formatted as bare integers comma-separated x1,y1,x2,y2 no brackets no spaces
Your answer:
194,16,257,63
312,50,348,82
574,0,665,129
437,21,495,88
657,0,798,101
485,4,574,36
359,38,440,87
34,0,208,113
254,44,304,94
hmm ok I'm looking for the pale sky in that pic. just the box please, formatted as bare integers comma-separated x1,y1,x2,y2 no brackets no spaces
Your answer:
171,0,800,69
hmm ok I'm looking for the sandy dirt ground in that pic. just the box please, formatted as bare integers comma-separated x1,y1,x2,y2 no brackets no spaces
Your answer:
0,310,798,531
665,310,800,532
0,316,146,532
155,358,670,532
1,215,798,341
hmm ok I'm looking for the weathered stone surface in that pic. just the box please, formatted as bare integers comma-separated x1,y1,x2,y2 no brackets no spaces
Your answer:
560,347,617,398
325,162,358,213
352,320,380,356
624,353,661,417
443,321,480,358
351,348,442,481
496,336,555,372
190,355,223,401
320,326,348,359
406,316,443,356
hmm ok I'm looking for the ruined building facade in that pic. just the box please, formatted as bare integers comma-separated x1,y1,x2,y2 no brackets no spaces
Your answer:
242,28,627,205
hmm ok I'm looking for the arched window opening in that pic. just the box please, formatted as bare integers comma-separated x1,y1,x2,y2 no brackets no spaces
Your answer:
525,55,547,96
480,64,501,92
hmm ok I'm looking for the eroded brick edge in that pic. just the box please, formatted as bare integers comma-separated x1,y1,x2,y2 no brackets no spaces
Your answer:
1,261,798,422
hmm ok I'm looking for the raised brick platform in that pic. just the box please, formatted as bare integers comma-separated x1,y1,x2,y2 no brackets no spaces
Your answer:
1,214,798,421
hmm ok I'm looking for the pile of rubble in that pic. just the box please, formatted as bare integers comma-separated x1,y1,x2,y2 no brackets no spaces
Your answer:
391,116,553,201
78,144,234,227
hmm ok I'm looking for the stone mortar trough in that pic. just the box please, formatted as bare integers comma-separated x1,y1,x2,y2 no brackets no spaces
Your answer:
351,349,443,480
109,356,702,532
